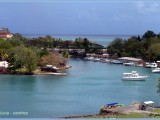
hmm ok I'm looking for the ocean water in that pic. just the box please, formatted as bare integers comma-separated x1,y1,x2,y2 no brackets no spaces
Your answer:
0,58,160,118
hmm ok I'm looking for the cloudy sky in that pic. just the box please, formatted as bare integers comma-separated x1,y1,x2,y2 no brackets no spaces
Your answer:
0,0,160,35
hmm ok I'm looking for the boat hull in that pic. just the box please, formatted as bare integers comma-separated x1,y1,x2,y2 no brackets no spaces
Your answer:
121,77,146,81
152,71,160,73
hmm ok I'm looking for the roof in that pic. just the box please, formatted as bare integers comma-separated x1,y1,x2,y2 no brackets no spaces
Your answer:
118,57,142,62
143,101,154,104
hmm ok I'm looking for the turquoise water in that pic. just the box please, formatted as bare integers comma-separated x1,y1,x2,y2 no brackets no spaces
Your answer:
0,58,160,118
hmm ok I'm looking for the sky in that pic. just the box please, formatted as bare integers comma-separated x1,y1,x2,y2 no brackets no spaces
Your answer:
0,0,160,35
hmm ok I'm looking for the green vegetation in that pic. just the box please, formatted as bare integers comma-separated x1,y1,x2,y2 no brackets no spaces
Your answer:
8,46,38,73
152,108,160,113
25,36,104,53
107,30,160,61
0,33,104,74
116,113,144,118
1,30,160,74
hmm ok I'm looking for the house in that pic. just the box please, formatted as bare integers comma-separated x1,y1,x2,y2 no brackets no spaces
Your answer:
0,61,9,68
0,28,13,39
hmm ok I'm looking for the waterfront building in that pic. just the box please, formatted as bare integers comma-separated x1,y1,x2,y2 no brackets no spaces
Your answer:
0,28,13,39
118,57,144,65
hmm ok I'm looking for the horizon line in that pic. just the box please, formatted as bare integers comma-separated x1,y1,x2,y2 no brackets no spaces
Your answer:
0,0,160,2
21,34,141,36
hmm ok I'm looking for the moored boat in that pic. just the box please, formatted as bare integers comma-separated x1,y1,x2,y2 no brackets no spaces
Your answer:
152,68,160,73
111,60,123,64
84,57,94,61
93,58,100,62
121,71,148,81
123,62,135,66
145,62,157,68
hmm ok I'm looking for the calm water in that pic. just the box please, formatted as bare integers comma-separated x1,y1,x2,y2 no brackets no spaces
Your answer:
0,58,160,118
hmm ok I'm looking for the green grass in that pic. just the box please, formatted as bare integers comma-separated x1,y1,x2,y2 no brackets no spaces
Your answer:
152,108,160,113
116,113,144,118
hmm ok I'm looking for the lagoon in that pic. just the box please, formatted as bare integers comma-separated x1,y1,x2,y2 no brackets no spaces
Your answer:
0,58,160,118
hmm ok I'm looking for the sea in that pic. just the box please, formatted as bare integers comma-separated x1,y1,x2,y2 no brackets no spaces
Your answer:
0,35,160,119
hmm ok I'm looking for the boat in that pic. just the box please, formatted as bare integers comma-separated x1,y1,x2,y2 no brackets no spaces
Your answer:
136,64,143,67
111,60,123,64
84,57,94,61
93,58,100,62
150,63,157,68
121,71,148,81
123,62,135,66
152,68,160,73
104,59,111,63
145,62,157,68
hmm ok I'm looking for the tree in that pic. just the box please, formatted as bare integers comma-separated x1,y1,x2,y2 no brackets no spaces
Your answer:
107,38,124,57
124,37,141,57
12,33,28,42
61,50,69,58
0,39,12,60
7,45,38,73
142,30,156,39
40,52,67,68
83,38,90,53
147,43,160,61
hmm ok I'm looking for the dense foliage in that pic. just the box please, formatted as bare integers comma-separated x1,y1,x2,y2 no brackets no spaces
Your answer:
0,33,104,73
25,36,104,53
107,30,160,61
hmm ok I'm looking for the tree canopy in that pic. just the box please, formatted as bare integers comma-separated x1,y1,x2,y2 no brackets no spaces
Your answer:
107,30,160,61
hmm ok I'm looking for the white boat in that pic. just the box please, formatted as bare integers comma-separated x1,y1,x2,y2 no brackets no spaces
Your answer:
104,59,111,63
111,60,123,64
93,58,100,62
123,62,135,66
151,63,157,68
145,62,157,68
121,71,148,81
152,68,160,73
84,57,94,61
136,64,143,67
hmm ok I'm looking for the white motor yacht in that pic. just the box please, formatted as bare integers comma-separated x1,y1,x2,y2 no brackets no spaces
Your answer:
122,71,148,81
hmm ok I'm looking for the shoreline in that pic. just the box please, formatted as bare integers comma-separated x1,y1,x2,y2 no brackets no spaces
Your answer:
0,65,72,76
63,102,160,119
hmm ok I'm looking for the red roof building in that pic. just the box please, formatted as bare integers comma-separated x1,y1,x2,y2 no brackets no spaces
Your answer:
0,28,13,39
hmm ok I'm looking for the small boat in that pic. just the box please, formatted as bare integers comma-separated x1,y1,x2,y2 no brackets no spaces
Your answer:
84,57,94,61
151,63,157,68
152,68,160,73
145,62,157,68
93,58,100,62
122,71,148,81
123,62,135,66
111,60,123,64
104,59,111,63
136,63,143,67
